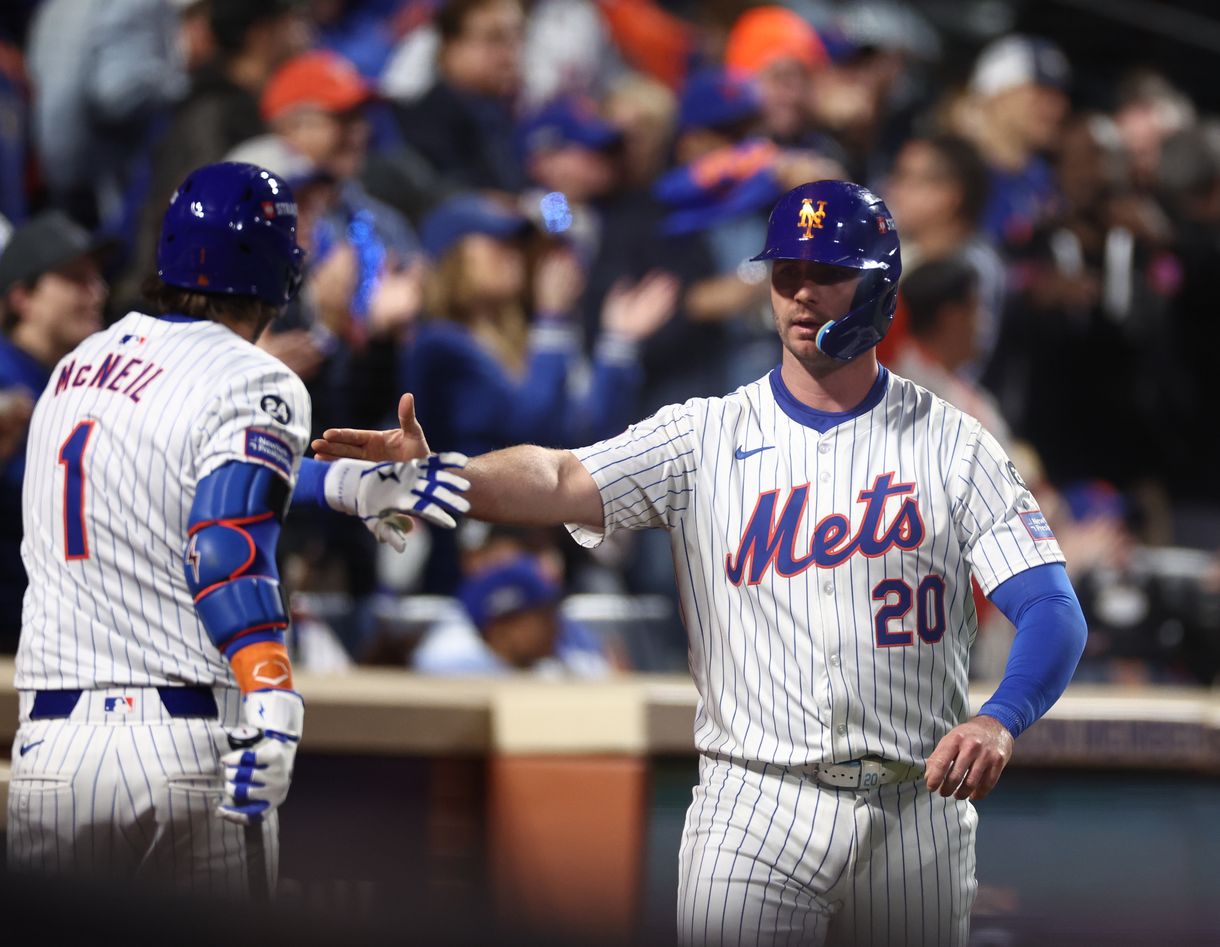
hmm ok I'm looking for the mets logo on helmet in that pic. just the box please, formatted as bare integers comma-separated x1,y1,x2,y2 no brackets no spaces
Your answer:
799,199,828,239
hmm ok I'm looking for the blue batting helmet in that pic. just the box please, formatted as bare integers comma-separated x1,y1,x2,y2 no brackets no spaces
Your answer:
752,180,901,361
157,162,305,307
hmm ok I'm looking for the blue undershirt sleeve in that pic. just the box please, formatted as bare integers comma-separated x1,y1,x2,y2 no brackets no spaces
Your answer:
291,458,329,508
978,562,1088,738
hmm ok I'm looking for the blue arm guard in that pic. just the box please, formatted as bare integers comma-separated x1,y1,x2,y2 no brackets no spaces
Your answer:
978,563,1088,738
185,462,291,657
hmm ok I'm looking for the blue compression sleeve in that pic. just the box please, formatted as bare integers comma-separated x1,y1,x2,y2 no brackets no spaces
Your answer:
291,458,329,508
978,563,1088,738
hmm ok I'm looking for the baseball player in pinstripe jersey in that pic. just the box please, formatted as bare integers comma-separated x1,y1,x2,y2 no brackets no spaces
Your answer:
317,181,1088,945
7,163,469,894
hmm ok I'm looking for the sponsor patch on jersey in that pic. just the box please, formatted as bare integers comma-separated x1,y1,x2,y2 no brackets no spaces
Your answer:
104,696,135,714
1019,510,1055,541
244,429,294,478
260,393,292,425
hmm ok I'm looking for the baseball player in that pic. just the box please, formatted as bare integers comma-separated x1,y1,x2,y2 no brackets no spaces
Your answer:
316,180,1088,945
6,162,469,895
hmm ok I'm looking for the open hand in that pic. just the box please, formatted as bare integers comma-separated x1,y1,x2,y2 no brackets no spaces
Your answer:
600,270,679,341
924,715,1013,801
312,392,430,463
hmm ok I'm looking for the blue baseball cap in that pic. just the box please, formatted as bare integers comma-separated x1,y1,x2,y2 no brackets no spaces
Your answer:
459,555,561,632
677,68,761,133
519,98,623,158
420,194,533,259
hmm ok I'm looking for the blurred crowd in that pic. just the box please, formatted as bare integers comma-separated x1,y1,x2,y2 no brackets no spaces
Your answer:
0,0,1218,686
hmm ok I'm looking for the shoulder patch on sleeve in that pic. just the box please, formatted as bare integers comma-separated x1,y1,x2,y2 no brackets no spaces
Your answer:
1019,510,1055,541
244,429,294,478
260,393,293,425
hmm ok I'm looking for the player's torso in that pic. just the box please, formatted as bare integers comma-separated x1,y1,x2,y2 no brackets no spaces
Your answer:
674,369,976,767
17,313,266,689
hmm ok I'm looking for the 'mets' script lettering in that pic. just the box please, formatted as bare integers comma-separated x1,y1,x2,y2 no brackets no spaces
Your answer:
726,472,925,585
54,354,164,404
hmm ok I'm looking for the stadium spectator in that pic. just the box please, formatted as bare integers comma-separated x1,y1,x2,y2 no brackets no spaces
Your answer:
393,0,527,193
0,36,28,229
989,112,1179,491
244,50,422,343
25,0,210,229
413,554,611,676
603,72,677,190
672,68,761,166
882,132,1003,372
400,193,673,592
1113,70,1196,193
0,212,109,651
891,258,1012,451
117,0,310,312
1156,120,1220,504
959,35,1070,252
723,6,828,148
403,193,672,459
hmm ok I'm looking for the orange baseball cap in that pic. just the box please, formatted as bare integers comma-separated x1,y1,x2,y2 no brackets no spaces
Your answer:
261,51,373,122
724,6,827,77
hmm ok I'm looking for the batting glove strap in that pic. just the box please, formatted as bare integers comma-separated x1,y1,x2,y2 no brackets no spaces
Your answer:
242,688,304,739
323,455,471,546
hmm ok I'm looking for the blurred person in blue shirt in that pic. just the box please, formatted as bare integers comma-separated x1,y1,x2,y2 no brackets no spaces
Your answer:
404,192,674,458
401,192,675,593
393,0,527,194
414,553,611,676
0,212,110,651
958,35,1070,252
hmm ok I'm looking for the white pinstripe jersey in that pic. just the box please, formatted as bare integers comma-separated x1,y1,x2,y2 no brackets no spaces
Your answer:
16,311,311,691
568,366,1064,767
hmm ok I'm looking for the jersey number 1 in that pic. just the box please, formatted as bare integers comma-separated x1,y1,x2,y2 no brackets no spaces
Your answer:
58,421,95,560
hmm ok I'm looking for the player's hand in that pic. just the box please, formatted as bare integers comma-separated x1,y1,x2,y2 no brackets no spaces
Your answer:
322,452,471,550
312,392,430,463
924,714,1014,802
219,690,304,826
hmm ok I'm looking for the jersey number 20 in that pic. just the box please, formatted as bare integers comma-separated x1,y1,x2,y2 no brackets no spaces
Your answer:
58,421,95,560
872,575,946,647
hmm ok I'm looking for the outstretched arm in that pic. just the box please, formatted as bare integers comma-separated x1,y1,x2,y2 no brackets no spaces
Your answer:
314,394,603,531
463,446,603,530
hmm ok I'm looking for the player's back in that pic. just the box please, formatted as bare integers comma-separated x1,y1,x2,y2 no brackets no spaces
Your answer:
17,311,310,690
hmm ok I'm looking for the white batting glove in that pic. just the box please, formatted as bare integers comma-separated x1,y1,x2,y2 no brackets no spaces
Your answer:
218,689,304,827
322,453,471,551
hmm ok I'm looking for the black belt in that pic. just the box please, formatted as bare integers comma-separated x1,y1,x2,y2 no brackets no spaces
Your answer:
30,687,218,720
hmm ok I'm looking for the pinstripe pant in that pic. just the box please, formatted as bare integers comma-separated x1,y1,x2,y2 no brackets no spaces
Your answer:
677,755,977,947
6,689,276,897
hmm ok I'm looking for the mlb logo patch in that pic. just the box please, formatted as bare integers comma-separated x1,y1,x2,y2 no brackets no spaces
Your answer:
104,696,135,714
1019,510,1055,541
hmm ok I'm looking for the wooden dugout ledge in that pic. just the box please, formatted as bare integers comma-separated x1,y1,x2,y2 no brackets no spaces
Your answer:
2,659,1219,936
